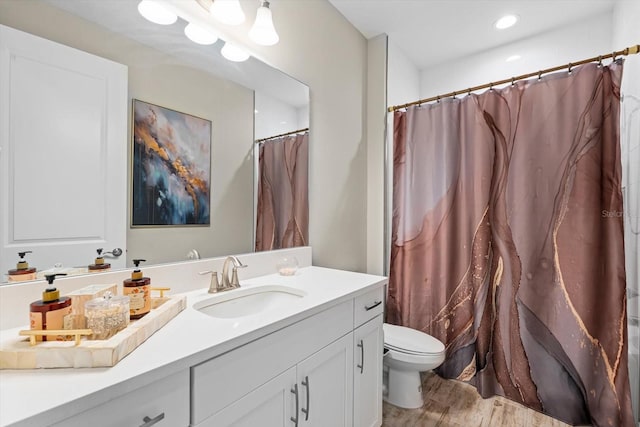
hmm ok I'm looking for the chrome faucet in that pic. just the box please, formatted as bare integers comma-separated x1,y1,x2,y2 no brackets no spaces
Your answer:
221,256,247,290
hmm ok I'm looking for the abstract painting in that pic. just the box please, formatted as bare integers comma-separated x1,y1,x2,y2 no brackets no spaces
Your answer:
131,99,211,226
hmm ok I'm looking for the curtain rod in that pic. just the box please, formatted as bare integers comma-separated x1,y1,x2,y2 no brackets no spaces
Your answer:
255,128,309,143
388,44,640,113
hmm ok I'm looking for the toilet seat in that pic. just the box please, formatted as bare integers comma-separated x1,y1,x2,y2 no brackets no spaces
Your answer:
383,323,445,355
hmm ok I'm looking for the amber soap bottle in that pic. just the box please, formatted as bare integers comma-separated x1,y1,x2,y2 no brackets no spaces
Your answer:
123,259,151,319
30,273,70,341
88,248,111,273
8,251,37,282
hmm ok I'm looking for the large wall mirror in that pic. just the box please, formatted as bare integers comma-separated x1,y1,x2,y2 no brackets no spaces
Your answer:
0,0,309,284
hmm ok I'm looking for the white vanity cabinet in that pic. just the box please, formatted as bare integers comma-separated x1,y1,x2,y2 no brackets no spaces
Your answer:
191,283,385,427
191,300,355,427
353,287,385,427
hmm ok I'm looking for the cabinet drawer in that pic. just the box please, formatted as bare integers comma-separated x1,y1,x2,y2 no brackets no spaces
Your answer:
354,286,385,328
52,370,190,427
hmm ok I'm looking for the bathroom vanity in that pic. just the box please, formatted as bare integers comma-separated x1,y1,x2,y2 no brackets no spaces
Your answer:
0,251,386,427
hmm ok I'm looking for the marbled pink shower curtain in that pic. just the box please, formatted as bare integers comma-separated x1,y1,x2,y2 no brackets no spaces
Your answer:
255,132,309,251
387,62,634,426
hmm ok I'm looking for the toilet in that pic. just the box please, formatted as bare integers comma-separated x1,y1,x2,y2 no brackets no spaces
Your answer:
383,323,446,409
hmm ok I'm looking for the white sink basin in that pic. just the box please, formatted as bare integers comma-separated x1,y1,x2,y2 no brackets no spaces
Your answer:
193,285,306,319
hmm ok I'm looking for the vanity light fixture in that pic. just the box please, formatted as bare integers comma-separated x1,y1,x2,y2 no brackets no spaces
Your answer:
210,0,246,25
494,14,518,30
249,1,279,46
221,42,250,62
137,0,178,25
184,22,219,45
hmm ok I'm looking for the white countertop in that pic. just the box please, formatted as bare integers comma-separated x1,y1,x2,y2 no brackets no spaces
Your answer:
0,266,386,427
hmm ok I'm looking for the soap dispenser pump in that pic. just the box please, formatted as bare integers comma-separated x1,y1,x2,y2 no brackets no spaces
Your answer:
122,259,151,319
30,273,70,341
8,251,37,282
88,248,111,273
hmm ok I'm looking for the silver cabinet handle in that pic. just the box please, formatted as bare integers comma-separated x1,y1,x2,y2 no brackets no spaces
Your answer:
140,413,164,427
365,301,382,311
290,383,299,426
357,340,364,374
301,376,310,421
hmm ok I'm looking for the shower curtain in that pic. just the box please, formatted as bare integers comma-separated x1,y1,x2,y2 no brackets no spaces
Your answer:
387,62,634,426
255,131,309,252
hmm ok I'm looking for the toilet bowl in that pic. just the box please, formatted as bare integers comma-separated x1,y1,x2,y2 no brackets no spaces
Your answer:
383,323,445,409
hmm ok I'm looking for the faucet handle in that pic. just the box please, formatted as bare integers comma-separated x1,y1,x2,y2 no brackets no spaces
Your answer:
199,270,221,293
230,263,247,288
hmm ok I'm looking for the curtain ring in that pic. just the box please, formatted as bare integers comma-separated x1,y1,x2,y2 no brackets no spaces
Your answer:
511,77,515,87
567,62,572,74
598,56,603,67
538,71,542,81
436,95,440,103
489,83,493,91
452,91,457,99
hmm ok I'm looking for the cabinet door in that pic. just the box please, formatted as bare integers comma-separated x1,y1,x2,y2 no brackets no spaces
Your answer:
0,24,127,274
297,333,353,427
197,367,297,427
354,314,383,427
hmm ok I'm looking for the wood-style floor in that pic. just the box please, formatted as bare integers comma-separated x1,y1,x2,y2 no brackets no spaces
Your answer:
382,372,574,427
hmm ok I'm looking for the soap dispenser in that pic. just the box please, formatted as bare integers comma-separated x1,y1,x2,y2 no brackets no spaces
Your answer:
30,273,71,341
88,248,111,273
123,259,151,319
8,251,37,282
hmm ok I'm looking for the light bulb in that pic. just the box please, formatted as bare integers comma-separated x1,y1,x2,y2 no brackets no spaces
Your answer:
221,42,250,62
249,1,279,46
210,0,245,26
137,0,177,25
184,23,218,45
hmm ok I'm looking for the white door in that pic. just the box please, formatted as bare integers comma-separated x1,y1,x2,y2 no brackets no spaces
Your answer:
0,24,127,276
198,367,297,427
354,315,384,427
297,333,354,427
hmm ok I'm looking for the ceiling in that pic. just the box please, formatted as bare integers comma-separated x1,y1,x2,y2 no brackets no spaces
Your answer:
328,0,617,70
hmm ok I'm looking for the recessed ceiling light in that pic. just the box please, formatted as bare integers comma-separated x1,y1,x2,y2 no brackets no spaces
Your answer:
495,14,519,30
506,54,521,62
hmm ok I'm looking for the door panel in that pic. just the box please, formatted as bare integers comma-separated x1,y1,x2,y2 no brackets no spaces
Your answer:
0,24,127,275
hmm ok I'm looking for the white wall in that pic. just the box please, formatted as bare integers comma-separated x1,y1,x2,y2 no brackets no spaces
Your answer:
254,93,306,140
612,0,640,422
419,13,613,98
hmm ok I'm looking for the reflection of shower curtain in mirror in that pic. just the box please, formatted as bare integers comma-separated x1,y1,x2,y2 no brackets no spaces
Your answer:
255,132,309,251
387,62,633,426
